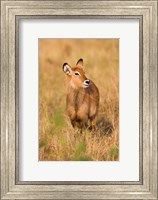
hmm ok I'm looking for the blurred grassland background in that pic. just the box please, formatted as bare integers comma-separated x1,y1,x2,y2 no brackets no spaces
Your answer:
39,39,119,161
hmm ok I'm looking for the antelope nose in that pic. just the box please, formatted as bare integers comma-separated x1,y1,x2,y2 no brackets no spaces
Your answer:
84,80,90,85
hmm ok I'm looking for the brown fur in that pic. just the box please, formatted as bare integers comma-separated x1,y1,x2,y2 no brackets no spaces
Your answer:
63,59,100,129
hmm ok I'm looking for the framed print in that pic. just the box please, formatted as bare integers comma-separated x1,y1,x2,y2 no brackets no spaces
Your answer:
0,0,157,199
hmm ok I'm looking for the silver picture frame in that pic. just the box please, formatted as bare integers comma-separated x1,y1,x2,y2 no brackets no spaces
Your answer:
1,0,157,199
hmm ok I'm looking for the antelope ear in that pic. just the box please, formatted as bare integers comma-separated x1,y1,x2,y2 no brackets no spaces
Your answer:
76,58,83,68
63,63,72,76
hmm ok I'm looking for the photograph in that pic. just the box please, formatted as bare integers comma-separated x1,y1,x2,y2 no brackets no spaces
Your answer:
39,39,119,161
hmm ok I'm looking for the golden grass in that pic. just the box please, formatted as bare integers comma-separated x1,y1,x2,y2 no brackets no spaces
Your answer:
39,39,119,161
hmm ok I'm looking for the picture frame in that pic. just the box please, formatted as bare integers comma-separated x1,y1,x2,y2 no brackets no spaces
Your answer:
0,0,157,199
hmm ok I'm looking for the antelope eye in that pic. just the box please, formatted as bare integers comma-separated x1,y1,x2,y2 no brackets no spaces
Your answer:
75,72,80,76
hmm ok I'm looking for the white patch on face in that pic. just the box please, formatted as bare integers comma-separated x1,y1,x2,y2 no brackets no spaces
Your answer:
83,84,89,88
83,80,90,88
70,80,76,89
74,71,80,76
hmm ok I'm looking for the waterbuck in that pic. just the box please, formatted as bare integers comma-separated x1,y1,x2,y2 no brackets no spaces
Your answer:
63,58,99,129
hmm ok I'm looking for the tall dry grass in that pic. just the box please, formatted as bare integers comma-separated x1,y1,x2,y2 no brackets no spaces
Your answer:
39,39,119,161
